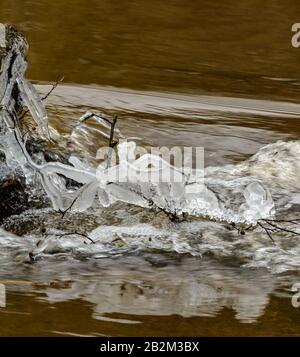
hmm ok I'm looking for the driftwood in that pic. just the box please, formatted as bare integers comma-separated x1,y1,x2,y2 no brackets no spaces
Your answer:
0,24,30,220
0,24,66,221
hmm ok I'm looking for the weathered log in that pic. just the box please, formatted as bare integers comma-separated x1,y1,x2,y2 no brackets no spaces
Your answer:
0,23,82,223
0,23,28,115
0,24,30,221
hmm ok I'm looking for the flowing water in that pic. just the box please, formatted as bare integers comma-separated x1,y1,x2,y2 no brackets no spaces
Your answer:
1,0,300,336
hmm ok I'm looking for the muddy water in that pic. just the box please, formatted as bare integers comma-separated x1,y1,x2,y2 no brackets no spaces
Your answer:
1,0,300,336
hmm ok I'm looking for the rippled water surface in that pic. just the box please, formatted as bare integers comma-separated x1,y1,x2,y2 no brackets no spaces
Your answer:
1,0,300,336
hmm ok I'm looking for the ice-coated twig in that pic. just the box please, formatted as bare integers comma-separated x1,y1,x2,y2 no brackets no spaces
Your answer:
56,231,95,244
1,34,295,236
58,115,120,217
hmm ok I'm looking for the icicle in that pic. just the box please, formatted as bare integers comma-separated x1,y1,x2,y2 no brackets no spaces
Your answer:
16,77,49,138
70,181,99,212
239,182,275,222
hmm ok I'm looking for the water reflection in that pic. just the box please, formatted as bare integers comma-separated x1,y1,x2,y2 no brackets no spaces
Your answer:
43,257,275,324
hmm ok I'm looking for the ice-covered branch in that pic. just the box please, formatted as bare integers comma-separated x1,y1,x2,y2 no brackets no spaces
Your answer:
2,23,295,242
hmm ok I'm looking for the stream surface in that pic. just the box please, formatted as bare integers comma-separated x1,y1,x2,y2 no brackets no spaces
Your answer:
1,0,300,336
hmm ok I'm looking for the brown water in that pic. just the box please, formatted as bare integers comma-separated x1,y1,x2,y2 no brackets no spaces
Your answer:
2,0,300,100
1,0,300,336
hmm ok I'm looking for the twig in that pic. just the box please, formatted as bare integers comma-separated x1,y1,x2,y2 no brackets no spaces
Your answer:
58,196,78,218
107,182,181,222
79,112,114,127
109,115,118,148
257,221,276,244
43,231,95,244
58,184,90,218
57,231,95,244
41,76,64,101
107,115,118,168
264,218,300,224
262,219,300,236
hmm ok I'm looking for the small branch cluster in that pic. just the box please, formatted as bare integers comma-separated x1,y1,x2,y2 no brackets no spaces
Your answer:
257,218,300,244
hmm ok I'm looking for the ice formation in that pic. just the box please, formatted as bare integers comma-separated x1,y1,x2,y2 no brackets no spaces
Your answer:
1,106,275,225
0,24,275,226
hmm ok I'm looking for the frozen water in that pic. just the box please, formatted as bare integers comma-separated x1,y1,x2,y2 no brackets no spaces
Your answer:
239,182,275,222
0,30,293,228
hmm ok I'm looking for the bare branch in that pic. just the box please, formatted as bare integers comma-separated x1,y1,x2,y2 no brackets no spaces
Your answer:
57,231,95,244
109,115,118,148
41,76,64,101
106,115,118,168
257,221,276,244
262,219,300,236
